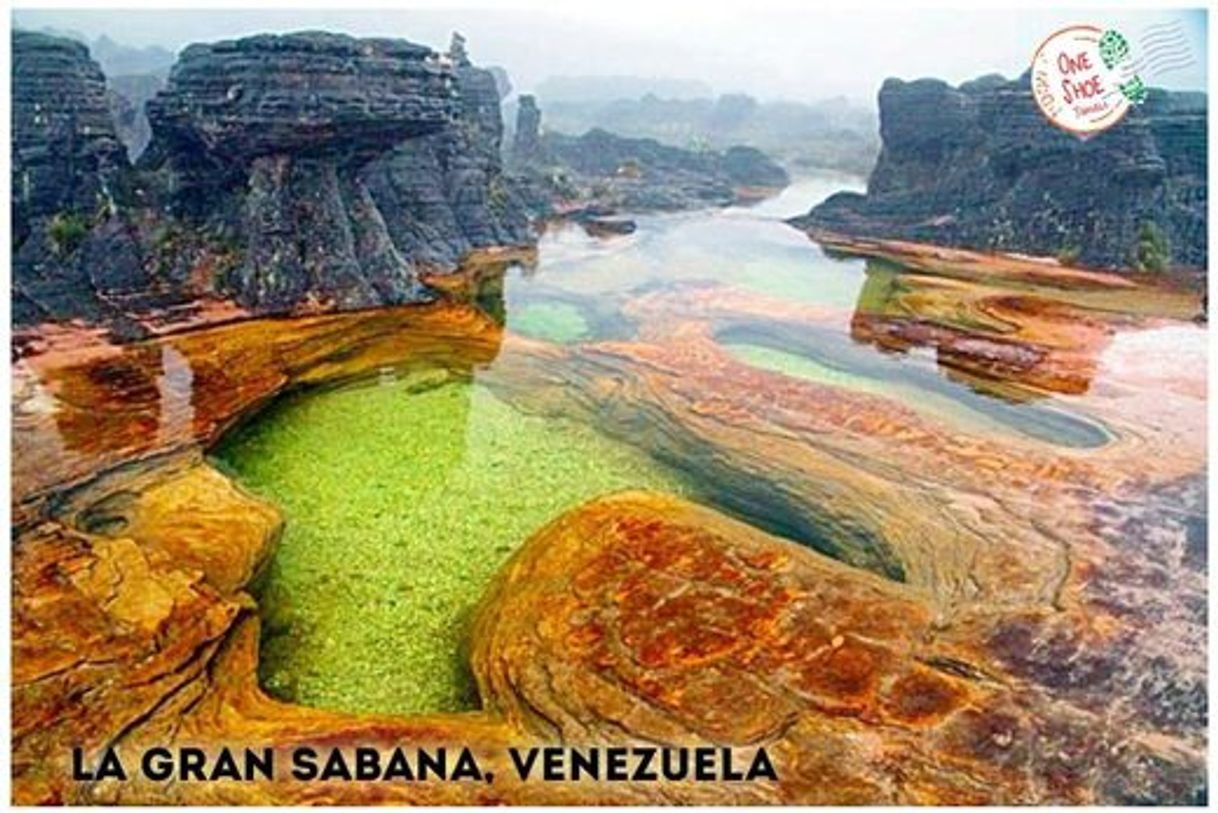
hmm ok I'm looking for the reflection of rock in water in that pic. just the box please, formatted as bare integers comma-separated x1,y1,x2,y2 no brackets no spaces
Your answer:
156,345,195,446
14,303,506,513
849,260,1111,399
48,344,164,455
10,276,1207,802
716,321,1112,449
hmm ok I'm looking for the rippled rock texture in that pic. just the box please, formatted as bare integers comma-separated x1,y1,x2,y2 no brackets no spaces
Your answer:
11,242,1205,804
793,74,1207,270
145,33,452,161
12,30,536,333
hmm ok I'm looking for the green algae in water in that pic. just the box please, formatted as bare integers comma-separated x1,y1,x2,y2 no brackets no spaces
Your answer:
510,301,590,343
213,374,694,717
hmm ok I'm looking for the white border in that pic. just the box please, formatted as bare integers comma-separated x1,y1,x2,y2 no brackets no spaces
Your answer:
2,2,1211,812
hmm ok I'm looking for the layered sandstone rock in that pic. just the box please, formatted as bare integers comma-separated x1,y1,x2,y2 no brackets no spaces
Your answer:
11,257,1206,803
140,32,522,313
362,50,531,269
793,74,1207,270
12,30,536,331
11,31,152,330
144,33,452,163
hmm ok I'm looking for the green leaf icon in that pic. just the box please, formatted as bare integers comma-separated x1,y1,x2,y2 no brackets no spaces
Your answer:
1120,74,1148,104
1099,30,1130,70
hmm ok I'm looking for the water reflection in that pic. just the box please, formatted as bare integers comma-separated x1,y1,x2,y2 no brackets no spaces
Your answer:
849,260,1110,400
473,172,1112,446
47,344,167,455
717,322,1111,449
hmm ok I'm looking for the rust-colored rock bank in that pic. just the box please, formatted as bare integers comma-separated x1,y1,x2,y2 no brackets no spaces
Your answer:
11,243,1206,804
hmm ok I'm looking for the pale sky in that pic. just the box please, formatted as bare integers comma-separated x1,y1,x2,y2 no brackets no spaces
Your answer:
12,6,1208,102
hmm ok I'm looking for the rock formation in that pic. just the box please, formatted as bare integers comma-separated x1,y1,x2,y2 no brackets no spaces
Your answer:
11,30,150,330
12,259,1206,802
12,30,536,331
360,34,531,270
793,74,1207,270
140,32,458,312
510,97,789,213
511,94,542,161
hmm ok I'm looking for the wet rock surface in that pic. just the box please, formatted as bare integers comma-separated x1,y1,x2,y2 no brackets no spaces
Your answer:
10,249,1205,804
8,28,1208,808
793,74,1207,270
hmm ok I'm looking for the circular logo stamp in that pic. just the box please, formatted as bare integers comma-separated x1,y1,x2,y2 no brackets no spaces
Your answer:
1031,24,1143,137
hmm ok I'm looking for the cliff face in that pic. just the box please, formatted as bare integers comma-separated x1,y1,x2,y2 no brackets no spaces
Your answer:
12,30,535,332
362,59,530,269
147,32,535,313
510,94,542,161
12,30,151,329
795,74,1207,270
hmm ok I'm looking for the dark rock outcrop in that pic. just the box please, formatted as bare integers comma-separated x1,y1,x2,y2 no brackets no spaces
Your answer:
511,94,542,161
361,46,530,269
145,33,453,164
510,97,789,215
140,32,459,312
794,74,1207,270
12,30,151,329
542,128,789,210
12,29,536,330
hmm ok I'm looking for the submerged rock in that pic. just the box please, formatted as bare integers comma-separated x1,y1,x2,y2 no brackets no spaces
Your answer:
11,264,1205,803
793,74,1207,270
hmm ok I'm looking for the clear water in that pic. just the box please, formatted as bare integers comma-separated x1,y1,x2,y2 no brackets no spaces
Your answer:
216,373,696,715
216,173,1112,716
502,174,872,336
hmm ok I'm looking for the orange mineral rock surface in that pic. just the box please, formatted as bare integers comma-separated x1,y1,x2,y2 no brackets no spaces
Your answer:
10,248,1206,804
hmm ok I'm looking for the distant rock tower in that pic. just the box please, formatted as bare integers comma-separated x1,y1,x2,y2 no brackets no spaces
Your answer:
512,94,542,161
448,31,470,67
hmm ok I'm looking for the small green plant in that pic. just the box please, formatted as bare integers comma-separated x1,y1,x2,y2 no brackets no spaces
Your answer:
47,212,90,257
487,177,511,212
1056,244,1082,267
1131,221,1171,272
